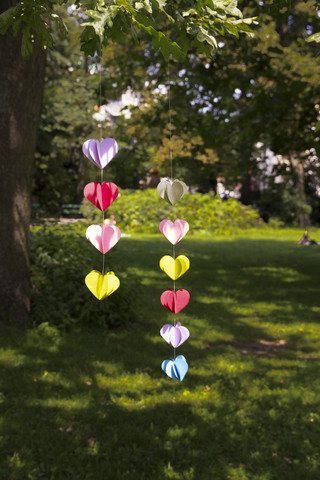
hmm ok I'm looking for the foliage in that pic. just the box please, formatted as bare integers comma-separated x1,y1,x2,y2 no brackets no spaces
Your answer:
82,188,264,233
0,0,257,59
257,184,312,224
93,0,320,224
1,230,320,479
7,0,320,226
30,222,140,329
34,7,100,212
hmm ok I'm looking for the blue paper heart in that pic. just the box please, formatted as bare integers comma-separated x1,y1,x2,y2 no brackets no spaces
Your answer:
161,355,188,381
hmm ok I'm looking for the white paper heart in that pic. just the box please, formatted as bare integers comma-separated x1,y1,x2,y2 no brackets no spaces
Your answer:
157,179,188,205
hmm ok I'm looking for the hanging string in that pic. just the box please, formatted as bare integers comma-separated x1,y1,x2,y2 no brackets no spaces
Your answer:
167,55,173,180
167,54,176,359
99,59,103,142
99,59,105,276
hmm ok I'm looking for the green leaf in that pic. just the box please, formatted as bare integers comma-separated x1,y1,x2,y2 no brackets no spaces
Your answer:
134,15,185,60
149,0,173,21
151,0,167,7
51,12,68,36
234,21,256,36
21,31,33,57
134,11,158,29
0,6,16,35
74,0,99,8
136,0,152,13
306,32,320,43
193,37,212,56
183,9,198,17
80,26,102,56
194,24,218,49
82,6,119,42
135,2,145,10
224,22,239,38
213,0,243,18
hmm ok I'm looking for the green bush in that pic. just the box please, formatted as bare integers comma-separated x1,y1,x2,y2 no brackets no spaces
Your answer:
30,223,140,329
82,188,264,234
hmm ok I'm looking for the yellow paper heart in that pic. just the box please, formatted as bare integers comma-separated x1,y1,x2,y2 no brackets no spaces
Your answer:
85,270,120,300
159,255,190,280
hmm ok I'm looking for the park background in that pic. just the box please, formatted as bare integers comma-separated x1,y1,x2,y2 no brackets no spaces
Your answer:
1,0,320,479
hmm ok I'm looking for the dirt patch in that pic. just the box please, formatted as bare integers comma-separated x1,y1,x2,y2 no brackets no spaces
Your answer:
228,338,287,357
206,339,287,357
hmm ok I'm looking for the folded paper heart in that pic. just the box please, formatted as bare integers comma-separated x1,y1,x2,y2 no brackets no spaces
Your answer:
161,289,190,314
159,218,189,245
161,355,188,381
85,270,120,300
82,138,119,169
86,224,121,254
84,182,118,211
159,255,190,280
157,179,188,205
160,322,190,348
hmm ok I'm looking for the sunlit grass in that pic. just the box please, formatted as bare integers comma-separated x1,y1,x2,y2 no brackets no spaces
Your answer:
1,228,320,479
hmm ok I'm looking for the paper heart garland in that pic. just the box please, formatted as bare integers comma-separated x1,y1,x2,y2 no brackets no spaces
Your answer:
160,322,190,348
84,182,118,211
82,138,119,169
161,355,188,381
159,255,190,280
157,179,188,205
86,224,121,254
159,218,189,245
85,270,120,300
161,289,190,314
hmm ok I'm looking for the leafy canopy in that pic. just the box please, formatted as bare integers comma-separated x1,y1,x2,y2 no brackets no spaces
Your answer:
0,0,258,59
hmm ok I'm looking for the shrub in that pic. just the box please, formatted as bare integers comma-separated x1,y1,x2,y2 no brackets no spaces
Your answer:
30,223,140,329
82,189,263,234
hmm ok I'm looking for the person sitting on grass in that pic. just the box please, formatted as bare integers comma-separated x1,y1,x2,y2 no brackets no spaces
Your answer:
297,230,318,245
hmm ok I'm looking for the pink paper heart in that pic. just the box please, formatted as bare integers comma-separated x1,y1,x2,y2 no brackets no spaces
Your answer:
160,289,190,314
84,182,118,211
86,224,121,254
82,138,119,169
160,322,190,348
159,219,189,245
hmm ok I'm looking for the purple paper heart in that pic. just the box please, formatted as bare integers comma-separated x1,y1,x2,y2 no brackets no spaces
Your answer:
82,138,119,169
160,322,190,348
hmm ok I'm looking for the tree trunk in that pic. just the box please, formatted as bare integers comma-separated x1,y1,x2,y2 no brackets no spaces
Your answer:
290,154,310,227
0,0,46,323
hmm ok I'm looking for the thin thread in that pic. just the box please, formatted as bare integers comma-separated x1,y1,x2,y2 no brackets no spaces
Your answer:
168,55,174,359
173,243,175,362
102,254,105,276
99,61,104,276
167,55,173,180
173,244,176,294
99,61,102,141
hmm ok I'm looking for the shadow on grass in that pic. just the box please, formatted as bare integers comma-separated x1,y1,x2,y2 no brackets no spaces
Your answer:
116,236,320,340
1,235,320,479
1,323,320,480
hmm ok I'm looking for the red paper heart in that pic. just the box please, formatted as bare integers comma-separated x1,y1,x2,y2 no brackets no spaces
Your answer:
84,182,118,211
160,289,190,314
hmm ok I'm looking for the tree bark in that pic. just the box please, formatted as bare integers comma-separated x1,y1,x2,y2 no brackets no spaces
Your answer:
0,0,46,323
290,154,310,227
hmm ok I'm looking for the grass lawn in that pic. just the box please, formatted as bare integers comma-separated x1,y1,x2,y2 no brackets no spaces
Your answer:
1,228,320,479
